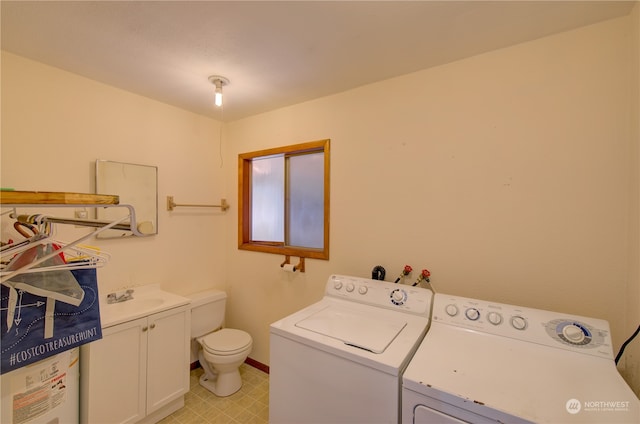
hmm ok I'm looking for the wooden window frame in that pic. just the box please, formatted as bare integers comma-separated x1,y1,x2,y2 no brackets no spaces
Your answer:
238,139,330,260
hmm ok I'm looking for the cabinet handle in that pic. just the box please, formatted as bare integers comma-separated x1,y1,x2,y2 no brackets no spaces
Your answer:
150,323,156,330
142,326,148,332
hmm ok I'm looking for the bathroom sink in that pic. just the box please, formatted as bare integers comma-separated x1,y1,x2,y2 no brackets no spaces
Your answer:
100,285,190,328
107,297,164,313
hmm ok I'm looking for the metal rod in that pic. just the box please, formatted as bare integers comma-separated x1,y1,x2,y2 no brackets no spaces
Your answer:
12,213,134,232
6,204,147,237
166,196,229,212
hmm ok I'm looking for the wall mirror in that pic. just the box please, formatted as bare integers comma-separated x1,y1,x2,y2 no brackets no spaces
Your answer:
95,160,158,238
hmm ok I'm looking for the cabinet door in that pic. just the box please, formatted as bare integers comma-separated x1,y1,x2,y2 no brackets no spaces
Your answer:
81,317,147,424
146,307,190,414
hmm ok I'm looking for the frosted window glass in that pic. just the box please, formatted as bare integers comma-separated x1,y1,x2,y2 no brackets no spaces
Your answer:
251,155,284,242
288,152,324,248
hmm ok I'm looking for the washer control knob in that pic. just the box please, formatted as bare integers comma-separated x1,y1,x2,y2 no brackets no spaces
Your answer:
391,289,406,305
445,304,459,317
333,281,343,290
346,282,355,292
487,311,503,326
562,324,585,344
358,285,368,295
465,308,480,321
511,315,527,330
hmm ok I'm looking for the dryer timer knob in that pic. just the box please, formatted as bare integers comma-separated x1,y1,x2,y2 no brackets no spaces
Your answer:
445,304,459,317
562,324,586,344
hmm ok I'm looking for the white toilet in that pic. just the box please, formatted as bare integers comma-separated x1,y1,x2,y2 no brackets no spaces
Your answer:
188,290,253,397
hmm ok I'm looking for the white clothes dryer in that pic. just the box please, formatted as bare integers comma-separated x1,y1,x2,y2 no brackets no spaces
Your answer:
402,293,640,423
270,274,434,424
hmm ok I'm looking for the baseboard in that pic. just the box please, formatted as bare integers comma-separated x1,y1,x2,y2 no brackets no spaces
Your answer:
245,357,270,374
190,357,269,374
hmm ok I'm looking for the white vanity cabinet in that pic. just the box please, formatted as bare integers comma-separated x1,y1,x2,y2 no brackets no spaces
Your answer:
80,301,190,424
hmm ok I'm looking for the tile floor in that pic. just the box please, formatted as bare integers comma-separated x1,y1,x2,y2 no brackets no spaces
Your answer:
158,364,269,424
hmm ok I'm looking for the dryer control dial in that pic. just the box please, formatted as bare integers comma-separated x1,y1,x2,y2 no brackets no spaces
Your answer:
487,311,503,326
358,285,368,295
465,308,480,321
445,304,459,317
346,282,355,292
390,288,407,305
510,315,527,330
333,281,343,290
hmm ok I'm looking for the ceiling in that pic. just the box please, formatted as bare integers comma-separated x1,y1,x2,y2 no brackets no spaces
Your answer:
1,1,636,122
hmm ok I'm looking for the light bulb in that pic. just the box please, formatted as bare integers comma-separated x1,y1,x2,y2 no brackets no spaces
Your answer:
209,75,229,108
214,81,223,107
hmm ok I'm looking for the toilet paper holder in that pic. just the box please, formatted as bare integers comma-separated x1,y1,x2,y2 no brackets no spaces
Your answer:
281,255,305,273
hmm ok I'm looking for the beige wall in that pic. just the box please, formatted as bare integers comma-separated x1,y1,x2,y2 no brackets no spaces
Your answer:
623,1,640,395
1,51,229,297
224,14,639,392
2,11,639,395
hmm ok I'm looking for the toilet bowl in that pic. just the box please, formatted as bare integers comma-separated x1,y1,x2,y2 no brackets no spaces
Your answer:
196,328,253,396
187,290,253,397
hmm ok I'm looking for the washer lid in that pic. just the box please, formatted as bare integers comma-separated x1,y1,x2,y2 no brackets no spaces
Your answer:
201,328,251,353
295,305,407,353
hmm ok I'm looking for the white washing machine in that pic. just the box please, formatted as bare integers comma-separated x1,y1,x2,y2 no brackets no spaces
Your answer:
270,274,434,424
402,293,640,423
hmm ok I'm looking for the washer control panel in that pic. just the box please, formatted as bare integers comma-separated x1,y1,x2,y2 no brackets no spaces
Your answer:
432,293,613,359
326,275,433,316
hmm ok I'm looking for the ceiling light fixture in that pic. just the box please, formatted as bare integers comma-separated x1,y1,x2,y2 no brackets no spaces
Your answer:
208,75,229,107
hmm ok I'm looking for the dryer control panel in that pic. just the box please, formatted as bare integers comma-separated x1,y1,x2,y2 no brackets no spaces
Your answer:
326,275,433,316
431,293,614,359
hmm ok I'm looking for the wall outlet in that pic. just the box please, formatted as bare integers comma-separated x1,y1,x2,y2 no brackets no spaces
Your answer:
74,209,88,227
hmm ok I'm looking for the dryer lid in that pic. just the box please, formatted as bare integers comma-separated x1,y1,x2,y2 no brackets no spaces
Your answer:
295,305,407,354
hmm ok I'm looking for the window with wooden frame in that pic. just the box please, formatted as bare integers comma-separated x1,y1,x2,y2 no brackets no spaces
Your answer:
238,139,330,260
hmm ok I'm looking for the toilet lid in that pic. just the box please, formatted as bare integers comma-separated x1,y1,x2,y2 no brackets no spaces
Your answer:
201,328,252,354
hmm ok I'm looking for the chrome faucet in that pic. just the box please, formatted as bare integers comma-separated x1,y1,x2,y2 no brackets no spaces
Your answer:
107,289,134,304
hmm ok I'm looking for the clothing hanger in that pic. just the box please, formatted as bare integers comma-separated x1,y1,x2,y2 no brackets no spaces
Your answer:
1,218,118,339
0,199,141,339
1,232,110,278
0,214,125,284
13,221,38,238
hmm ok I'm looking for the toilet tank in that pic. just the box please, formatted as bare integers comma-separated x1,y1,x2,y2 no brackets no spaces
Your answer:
187,289,227,338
